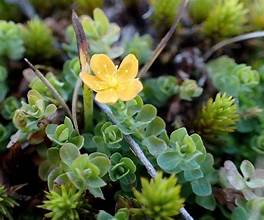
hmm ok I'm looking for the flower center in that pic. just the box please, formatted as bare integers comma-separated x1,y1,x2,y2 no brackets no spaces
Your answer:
108,77,118,88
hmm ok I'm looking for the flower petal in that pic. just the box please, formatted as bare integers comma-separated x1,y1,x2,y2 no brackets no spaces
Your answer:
80,72,109,92
95,88,119,104
90,54,117,81
117,54,138,81
117,79,143,101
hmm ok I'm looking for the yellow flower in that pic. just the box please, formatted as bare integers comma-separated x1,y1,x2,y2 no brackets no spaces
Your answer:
80,54,143,104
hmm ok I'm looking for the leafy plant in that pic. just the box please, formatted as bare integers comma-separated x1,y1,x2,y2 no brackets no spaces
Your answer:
39,143,110,199
133,172,184,220
219,160,264,200
13,90,57,134
149,0,181,28
157,128,216,199
0,20,24,60
189,0,214,23
194,93,239,139
22,18,56,59
76,0,103,14
248,0,264,30
123,34,153,64
40,185,82,220
93,122,124,153
142,76,178,107
203,0,248,38
109,152,136,191
46,117,84,148
179,79,203,101
232,197,264,220
0,184,18,220
64,8,123,58
142,77,202,107
29,72,68,103
207,56,260,97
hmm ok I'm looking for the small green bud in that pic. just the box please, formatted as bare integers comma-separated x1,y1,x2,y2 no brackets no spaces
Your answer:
194,93,239,139
22,18,56,59
189,0,214,23
46,117,84,148
0,185,18,219
203,0,248,38
13,110,28,130
150,0,181,28
133,172,184,219
39,185,82,220
109,152,136,181
179,79,203,101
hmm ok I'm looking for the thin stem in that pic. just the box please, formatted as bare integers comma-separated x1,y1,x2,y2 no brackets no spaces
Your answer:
96,102,193,220
71,78,82,133
24,59,74,124
204,31,264,61
139,0,189,77
83,85,93,132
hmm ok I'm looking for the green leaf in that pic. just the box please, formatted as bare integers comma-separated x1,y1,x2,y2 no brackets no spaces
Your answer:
82,16,98,38
231,206,248,220
70,135,84,149
184,168,204,181
191,134,206,155
143,136,167,157
44,104,57,116
136,104,157,123
66,170,85,190
38,160,53,181
47,147,60,164
157,151,182,173
240,160,255,179
58,127,69,142
170,127,188,143
59,143,80,166
97,210,113,220
71,154,100,177
94,8,109,35
47,168,62,190
145,116,166,136
191,177,212,196
195,195,216,211
88,152,110,177
89,187,104,199
126,96,144,116
64,116,74,134
86,176,106,188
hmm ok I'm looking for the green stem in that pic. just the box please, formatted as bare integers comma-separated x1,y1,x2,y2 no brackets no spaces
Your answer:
83,84,93,132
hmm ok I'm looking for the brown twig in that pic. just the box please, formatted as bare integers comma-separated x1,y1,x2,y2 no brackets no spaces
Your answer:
72,10,90,73
5,0,36,19
138,0,189,77
204,31,264,61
